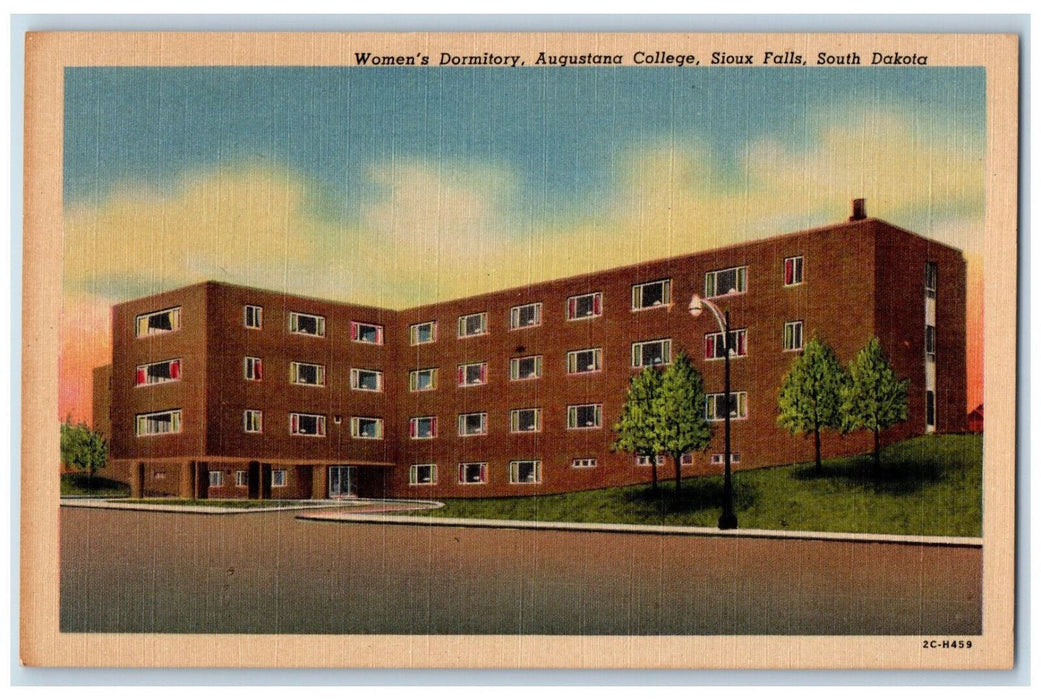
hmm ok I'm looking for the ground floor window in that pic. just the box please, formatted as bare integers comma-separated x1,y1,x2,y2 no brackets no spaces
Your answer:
208,470,224,487
410,464,437,485
509,460,541,484
271,469,287,488
235,470,248,487
458,462,488,484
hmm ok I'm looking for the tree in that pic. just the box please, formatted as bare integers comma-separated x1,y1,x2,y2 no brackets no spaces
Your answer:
652,352,713,491
841,337,909,468
777,337,847,471
60,420,108,478
613,367,664,491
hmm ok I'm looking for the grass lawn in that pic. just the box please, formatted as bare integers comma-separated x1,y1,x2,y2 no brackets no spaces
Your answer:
420,434,983,537
60,473,131,497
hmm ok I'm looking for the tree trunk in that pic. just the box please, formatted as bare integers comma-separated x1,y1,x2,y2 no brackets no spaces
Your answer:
873,428,881,469
674,453,682,492
814,424,823,471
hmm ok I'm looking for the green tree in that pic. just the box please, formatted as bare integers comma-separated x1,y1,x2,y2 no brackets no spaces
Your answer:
60,419,108,479
651,352,713,491
613,367,664,491
842,337,910,468
777,337,848,471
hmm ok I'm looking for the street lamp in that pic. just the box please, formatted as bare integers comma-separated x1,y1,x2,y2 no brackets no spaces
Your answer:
688,294,738,530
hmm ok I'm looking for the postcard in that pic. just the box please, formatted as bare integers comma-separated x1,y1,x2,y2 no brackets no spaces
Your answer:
21,31,1018,669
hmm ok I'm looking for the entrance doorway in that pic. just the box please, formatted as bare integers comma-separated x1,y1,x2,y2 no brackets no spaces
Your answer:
328,465,358,498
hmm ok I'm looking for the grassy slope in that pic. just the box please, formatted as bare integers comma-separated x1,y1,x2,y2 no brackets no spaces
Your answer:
420,435,983,537
60,473,131,497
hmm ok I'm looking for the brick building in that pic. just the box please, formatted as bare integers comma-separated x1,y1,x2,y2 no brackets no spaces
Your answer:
101,202,967,499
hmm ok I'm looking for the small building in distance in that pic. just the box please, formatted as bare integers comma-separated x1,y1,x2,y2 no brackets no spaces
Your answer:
101,200,968,499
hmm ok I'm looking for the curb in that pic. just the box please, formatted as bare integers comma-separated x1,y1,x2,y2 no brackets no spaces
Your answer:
295,511,983,548
59,497,441,516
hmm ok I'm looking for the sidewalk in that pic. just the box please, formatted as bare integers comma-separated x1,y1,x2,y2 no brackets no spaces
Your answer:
297,509,984,548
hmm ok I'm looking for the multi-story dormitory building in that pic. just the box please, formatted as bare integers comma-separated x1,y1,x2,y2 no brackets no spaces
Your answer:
101,201,967,500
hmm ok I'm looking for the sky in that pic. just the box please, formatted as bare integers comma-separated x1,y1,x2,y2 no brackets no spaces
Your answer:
60,66,986,423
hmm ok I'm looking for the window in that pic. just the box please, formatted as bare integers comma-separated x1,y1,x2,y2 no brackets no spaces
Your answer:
631,339,672,368
925,262,938,299
290,361,326,386
632,279,671,310
235,470,248,487
209,470,224,487
925,325,937,360
510,303,542,329
509,355,542,381
710,453,742,465
351,417,384,440
289,412,326,437
458,312,488,338
244,305,263,329
135,358,181,386
289,312,325,337
351,368,383,392
510,408,541,433
926,391,936,429
409,321,437,345
409,416,438,439
410,464,437,485
784,256,804,286
635,455,666,467
457,362,488,387
243,409,263,433
509,460,542,484
705,392,749,421
409,368,437,392
135,409,182,436
458,412,488,436
681,453,693,466
351,321,384,345
566,348,602,374
783,321,803,352
135,307,181,337
704,266,747,297
567,291,602,320
571,458,597,469
567,404,603,429
244,356,263,381
271,469,287,488
704,330,747,360
458,462,488,484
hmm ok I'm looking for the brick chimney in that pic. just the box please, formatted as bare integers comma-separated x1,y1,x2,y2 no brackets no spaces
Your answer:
849,198,867,221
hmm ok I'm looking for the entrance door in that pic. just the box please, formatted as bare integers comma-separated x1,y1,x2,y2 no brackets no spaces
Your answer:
328,465,358,498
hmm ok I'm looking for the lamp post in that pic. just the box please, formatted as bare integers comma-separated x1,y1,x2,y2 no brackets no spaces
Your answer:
688,294,738,530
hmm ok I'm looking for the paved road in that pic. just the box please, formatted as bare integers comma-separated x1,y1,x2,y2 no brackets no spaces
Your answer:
60,508,981,635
